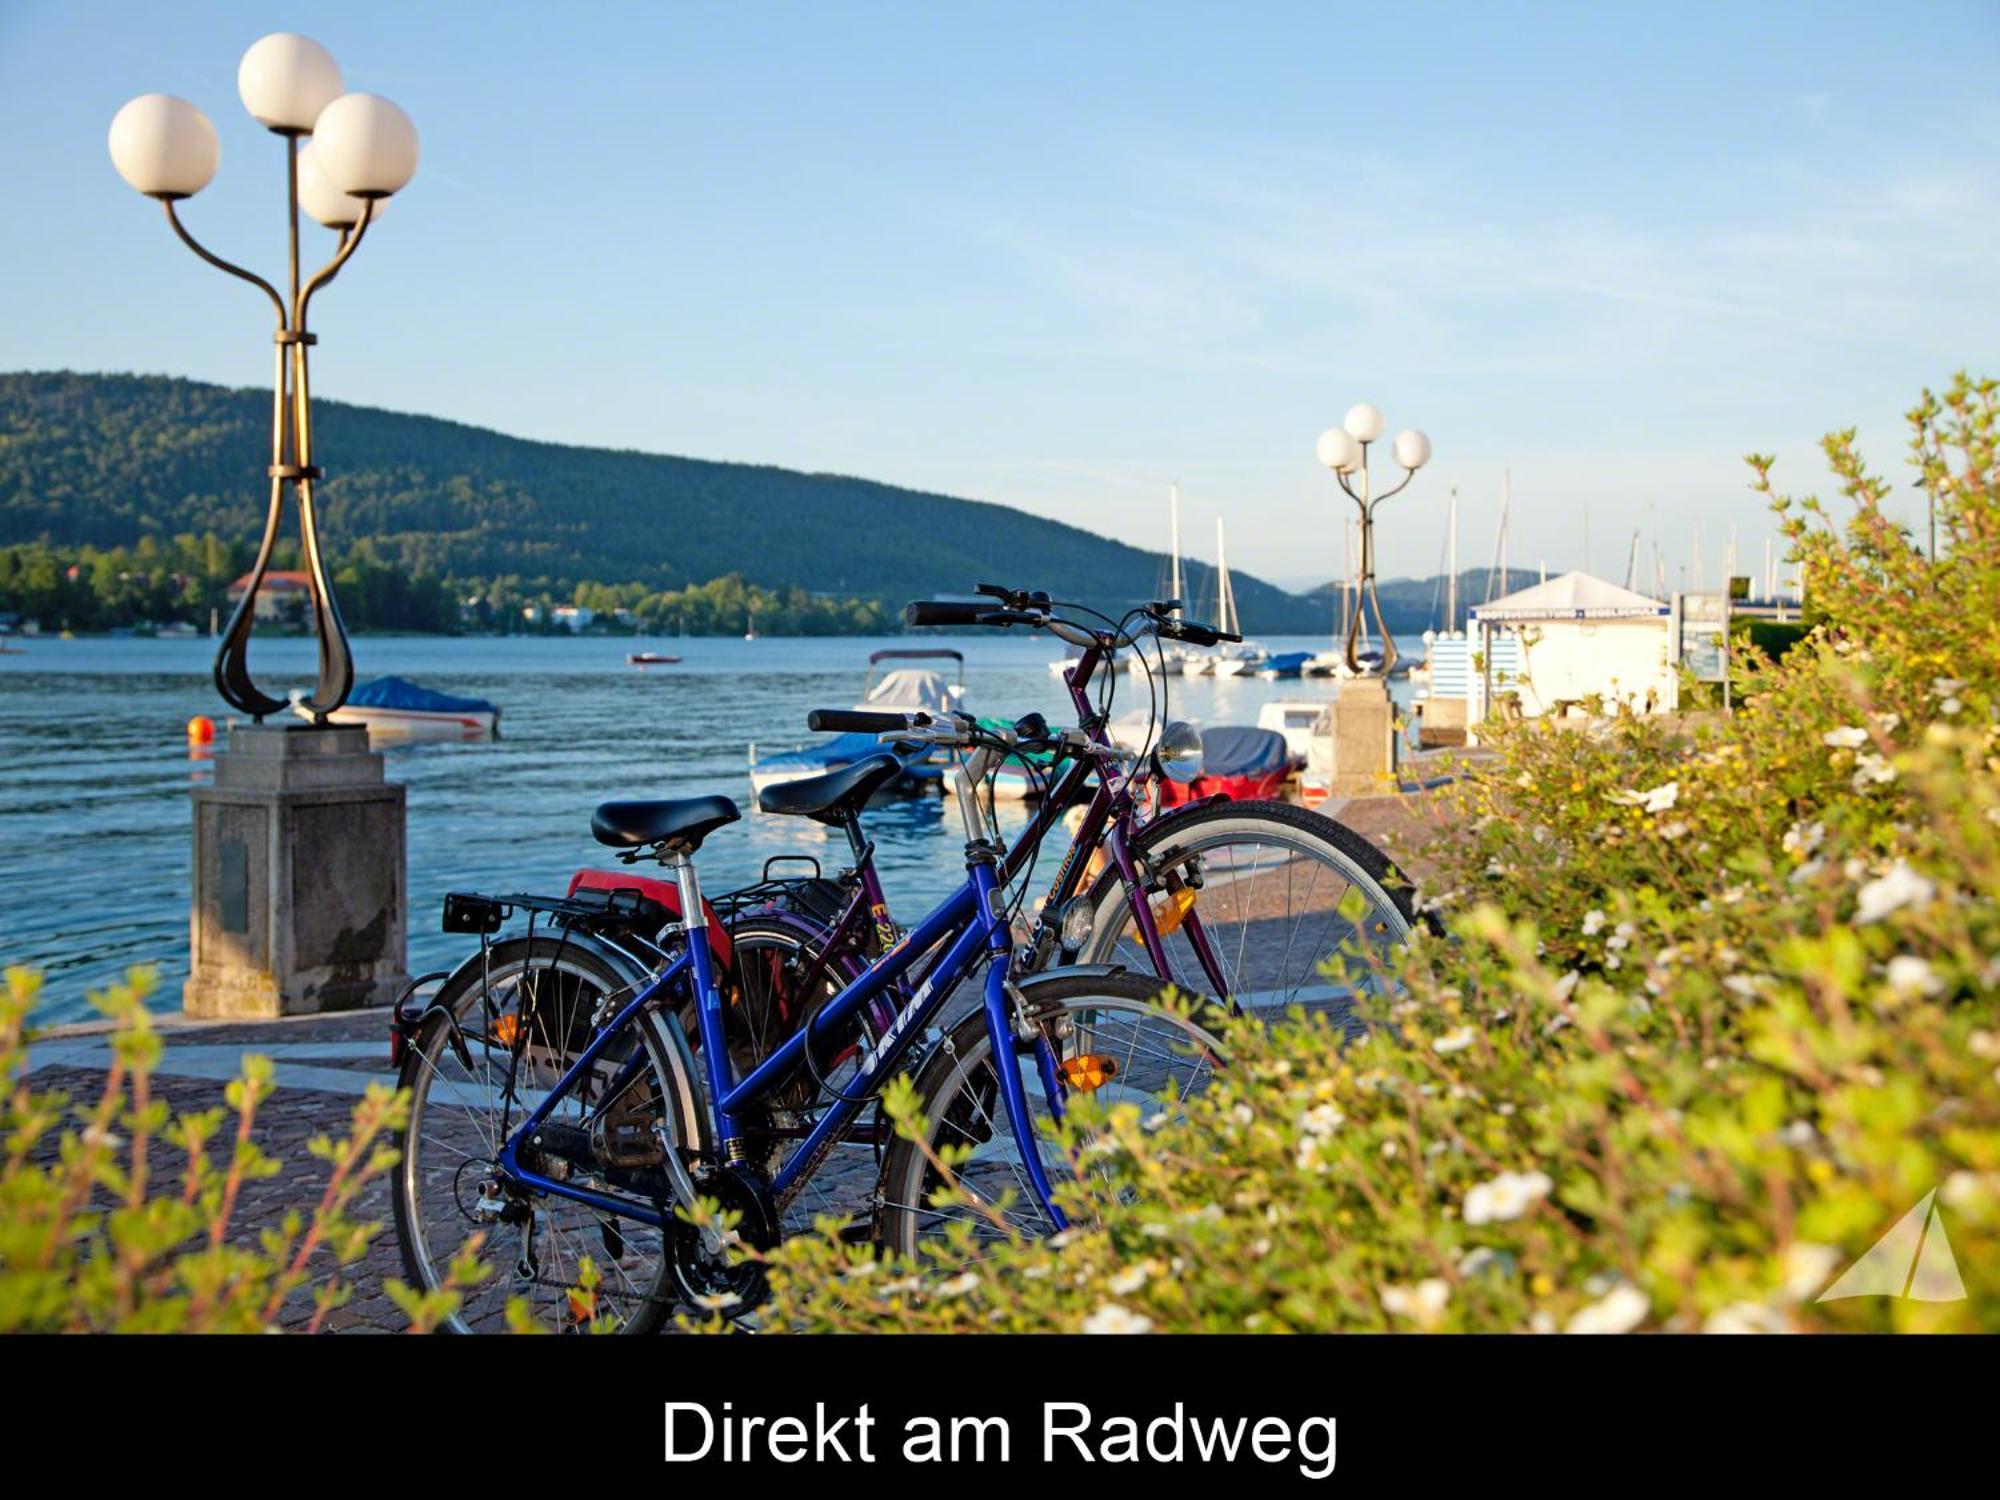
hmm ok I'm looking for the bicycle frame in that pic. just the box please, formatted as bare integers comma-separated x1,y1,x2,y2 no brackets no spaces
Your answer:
497,831,1074,1233
758,632,1236,1004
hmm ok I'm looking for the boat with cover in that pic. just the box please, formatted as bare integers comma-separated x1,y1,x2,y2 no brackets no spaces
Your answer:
749,649,967,799
1159,724,1296,805
292,675,500,740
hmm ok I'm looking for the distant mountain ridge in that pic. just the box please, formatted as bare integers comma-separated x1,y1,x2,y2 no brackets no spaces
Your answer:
0,371,1331,632
1300,567,1546,635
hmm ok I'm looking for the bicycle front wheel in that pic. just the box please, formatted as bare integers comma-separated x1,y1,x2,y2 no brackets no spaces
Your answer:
875,971,1227,1258
1078,799,1423,1023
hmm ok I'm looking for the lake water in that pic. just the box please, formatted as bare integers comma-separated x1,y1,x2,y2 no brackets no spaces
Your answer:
0,631,1422,1022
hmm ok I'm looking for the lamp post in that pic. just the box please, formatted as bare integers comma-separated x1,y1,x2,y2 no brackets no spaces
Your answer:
1315,404,1431,676
109,33,419,722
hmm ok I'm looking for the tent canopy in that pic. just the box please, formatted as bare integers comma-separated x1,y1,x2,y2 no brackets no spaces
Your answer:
1470,570,1665,622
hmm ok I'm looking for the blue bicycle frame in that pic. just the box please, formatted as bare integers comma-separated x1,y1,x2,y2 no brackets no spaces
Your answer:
496,852,1072,1233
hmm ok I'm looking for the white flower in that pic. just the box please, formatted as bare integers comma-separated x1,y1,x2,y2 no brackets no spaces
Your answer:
936,1272,980,1298
1609,782,1679,813
1855,862,1937,924
1553,970,1581,1000
1658,819,1691,840
1229,1103,1254,1127
1931,677,1965,696
1885,955,1944,998
1463,1170,1554,1225
1106,1260,1158,1296
1432,1026,1478,1055
1565,1282,1649,1334
693,1291,742,1312
1822,726,1870,749
1081,1303,1153,1335
1299,1103,1346,1137
1380,1278,1451,1328
842,1257,879,1279
1703,1302,1789,1334
1722,975,1762,999
1781,821,1825,856
1851,751,1897,788
1582,909,1607,937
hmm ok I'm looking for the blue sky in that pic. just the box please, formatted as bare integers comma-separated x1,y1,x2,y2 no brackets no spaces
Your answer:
2,1,1995,589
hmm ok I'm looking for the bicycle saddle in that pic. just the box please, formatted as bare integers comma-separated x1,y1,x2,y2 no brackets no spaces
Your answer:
590,795,741,851
756,751,904,824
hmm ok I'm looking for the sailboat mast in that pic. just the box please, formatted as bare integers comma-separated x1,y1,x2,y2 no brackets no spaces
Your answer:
1169,483,1183,615
1446,487,1458,632
1216,518,1236,636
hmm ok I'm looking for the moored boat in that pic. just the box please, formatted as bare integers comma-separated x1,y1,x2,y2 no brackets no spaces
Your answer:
749,649,967,799
293,675,500,741
627,651,682,666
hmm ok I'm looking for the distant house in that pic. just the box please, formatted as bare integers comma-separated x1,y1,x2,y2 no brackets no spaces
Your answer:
227,570,313,624
551,605,596,632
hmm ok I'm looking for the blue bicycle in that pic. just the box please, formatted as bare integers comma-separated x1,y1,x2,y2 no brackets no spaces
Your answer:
389,641,1231,1331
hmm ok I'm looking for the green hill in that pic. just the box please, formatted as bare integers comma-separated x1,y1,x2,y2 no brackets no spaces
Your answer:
0,371,1326,632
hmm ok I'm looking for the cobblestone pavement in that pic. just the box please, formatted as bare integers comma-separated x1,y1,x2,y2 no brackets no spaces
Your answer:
25,1006,879,1333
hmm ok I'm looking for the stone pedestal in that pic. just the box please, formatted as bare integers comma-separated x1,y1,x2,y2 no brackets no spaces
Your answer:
186,724,407,1018
1324,675,1398,798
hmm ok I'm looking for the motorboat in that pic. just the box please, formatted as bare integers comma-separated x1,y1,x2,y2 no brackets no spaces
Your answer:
1256,651,1312,680
627,651,682,666
293,676,499,741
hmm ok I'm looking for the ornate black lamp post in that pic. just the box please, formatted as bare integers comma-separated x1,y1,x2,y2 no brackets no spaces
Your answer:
1316,404,1432,676
108,33,419,721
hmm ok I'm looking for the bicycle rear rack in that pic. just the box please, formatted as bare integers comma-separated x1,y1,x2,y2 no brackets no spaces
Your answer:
441,886,671,935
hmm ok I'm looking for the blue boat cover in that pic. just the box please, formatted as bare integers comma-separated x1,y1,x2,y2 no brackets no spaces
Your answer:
1201,724,1293,774
755,731,882,769
347,675,497,716
758,731,945,783
1263,651,1313,674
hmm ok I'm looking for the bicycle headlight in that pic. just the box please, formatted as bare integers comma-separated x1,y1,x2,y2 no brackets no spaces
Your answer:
1060,897,1096,952
1154,720,1204,785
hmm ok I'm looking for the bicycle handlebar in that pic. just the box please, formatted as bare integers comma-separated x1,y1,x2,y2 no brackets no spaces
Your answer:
904,600,1001,628
805,708,924,734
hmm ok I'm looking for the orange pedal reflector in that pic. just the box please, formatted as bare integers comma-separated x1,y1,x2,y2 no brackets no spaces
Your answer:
1151,886,1198,936
1058,1054,1118,1091
492,1014,522,1048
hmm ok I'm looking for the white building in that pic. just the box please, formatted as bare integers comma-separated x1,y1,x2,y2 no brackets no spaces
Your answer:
550,605,596,632
1467,571,1674,725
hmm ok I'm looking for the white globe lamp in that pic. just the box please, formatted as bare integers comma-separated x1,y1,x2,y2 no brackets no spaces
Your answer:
108,94,220,200
237,33,345,134
311,93,420,198
1393,429,1432,471
1316,427,1361,474
1343,402,1386,444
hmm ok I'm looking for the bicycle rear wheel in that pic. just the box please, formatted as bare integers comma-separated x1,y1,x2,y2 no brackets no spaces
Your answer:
1078,799,1422,1025
391,937,694,1334
875,971,1227,1258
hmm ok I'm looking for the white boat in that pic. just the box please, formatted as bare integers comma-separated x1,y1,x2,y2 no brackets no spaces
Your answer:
292,676,500,741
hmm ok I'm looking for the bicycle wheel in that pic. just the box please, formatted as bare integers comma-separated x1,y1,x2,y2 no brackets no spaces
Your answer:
875,971,1227,1258
1076,799,1423,1025
391,936,695,1334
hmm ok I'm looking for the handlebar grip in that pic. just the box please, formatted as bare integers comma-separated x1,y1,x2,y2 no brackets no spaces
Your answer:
904,599,1003,627
1174,622,1222,647
806,709,917,733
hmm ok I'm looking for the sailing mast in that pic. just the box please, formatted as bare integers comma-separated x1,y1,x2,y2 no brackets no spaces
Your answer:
1215,518,1237,637
1446,487,1459,633
1486,470,1512,603
1168,483,1183,615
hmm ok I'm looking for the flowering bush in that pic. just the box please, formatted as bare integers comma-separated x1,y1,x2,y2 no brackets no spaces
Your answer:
0,966,415,1332
755,373,2000,1333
